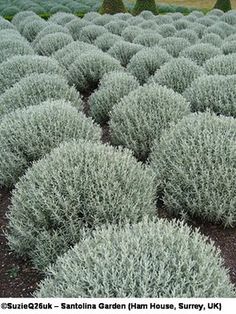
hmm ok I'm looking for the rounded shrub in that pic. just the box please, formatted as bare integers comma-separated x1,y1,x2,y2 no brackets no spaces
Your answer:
200,33,223,47
158,37,190,58
53,41,98,71
120,25,142,42
35,218,235,297
0,73,82,117
34,32,73,56
0,100,101,187
83,11,100,21
0,40,34,64
139,20,159,31
150,111,236,227
104,20,128,35
204,25,226,39
127,16,145,26
68,51,123,93
180,43,222,66
0,55,64,95
174,29,198,44
222,40,236,55
189,23,206,38
204,54,236,75
65,18,91,40
12,11,36,28
7,140,156,269
157,24,176,37
197,17,215,27
133,32,162,47
149,57,204,94
108,41,142,67
21,18,47,42
139,10,155,20
183,74,236,117
48,12,76,26
79,24,108,44
93,14,113,26
220,12,236,25
127,47,171,84
32,24,70,48
1,6,20,17
94,33,121,52
0,17,15,30
133,0,157,16
214,22,235,37
110,84,190,160
89,71,140,124
207,8,224,17
173,19,192,30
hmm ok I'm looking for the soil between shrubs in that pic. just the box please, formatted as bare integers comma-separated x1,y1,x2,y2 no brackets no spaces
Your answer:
0,188,236,297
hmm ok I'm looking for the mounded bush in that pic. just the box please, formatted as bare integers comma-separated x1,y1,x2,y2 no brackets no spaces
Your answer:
79,24,108,44
100,0,126,15
108,41,142,67
83,11,100,21
94,33,121,52
173,19,192,30
133,32,162,47
32,24,70,48
189,23,206,38
139,10,155,20
1,6,20,17
157,24,176,37
0,73,82,117
53,41,98,71
222,40,236,55
34,32,73,56
197,17,215,27
65,18,91,40
150,111,236,227
183,75,236,117
207,8,224,17
220,12,236,25
121,25,142,42
158,37,190,58
200,33,223,47
21,18,47,42
149,57,204,94
89,71,140,124
7,140,156,269
204,54,236,75
133,0,157,16
0,55,64,95
0,100,101,187
110,84,190,160
175,29,198,44
180,43,222,66
68,51,123,93
127,16,145,26
12,11,36,28
0,17,15,30
93,14,113,26
104,20,128,35
139,20,159,31
35,218,235,297
48,12,76,26
0,40,34,64
204,24,226,39
127,47,171,84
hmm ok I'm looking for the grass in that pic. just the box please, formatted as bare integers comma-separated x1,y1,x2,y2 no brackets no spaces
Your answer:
128,0,236,10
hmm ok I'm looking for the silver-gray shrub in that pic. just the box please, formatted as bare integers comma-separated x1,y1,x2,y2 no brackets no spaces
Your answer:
157,24,176,37
0,17,15,30
204,54,236,75
127,47,171,84
89,71,140,124
158,37,190,58
200,33,223,47
180,43,222,66
11,11,36,28
48,12,77,26
214,22,235,37
188,23,206,38
68,51,123,93
0,55,64,95
93,14,113,26
133,32,163,47
220,13,236,25
108,41,143,67
35,218,235,297
65,18,91,40
174,29,198,44
34,32,73,56
79,24,108,44
203,25,226,39
0,100,101,187
183,75,236,117
139,20,159,31
196,17,215,27
94,33,121,52
20,17,47,42
110,84,190,160
222,40,236,55
127,16,145,26
83,11,100,22
32,24,70,48
0,40,34,64
173,19,192,30
0,73,82,117
7,140,156,269
207,9,224,17
121,26,143,42
53,41,99,74
149,57,205,94
105,20,129,36
150,111,236,227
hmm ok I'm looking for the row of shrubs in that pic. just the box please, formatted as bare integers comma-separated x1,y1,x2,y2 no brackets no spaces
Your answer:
0,9,235,297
